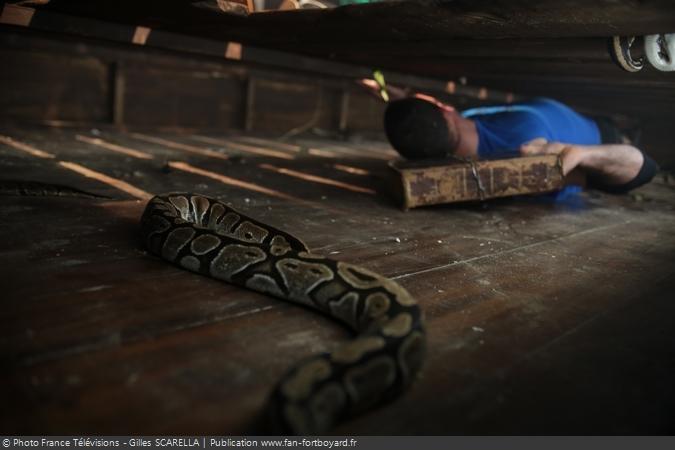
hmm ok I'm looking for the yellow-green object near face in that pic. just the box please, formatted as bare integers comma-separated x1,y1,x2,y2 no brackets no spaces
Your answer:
374,70,389,102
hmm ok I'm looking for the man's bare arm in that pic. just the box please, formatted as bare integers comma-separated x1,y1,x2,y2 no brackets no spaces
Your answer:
571,144,644,185
520,138,644,186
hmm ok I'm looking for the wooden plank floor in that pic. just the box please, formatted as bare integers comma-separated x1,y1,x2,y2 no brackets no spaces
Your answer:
1,125,674,434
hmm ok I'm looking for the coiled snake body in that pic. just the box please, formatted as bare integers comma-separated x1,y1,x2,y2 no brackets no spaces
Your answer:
141,193,426,434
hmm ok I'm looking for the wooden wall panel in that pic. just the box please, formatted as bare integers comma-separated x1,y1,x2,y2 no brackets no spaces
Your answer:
345,88,386,133
0,49,109,122
250,80,338,134
0,31,388,136
123,64,245,130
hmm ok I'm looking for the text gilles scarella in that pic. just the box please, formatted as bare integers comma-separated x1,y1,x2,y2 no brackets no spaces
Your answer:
7,438,358,448
9,439,200,448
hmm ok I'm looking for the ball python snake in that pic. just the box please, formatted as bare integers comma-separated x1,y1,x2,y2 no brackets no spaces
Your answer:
140,193,426,434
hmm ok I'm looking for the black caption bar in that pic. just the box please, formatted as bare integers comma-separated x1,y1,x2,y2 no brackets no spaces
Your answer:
3,436,675,450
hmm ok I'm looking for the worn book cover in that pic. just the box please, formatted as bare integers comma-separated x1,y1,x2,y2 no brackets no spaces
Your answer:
390,154,567,209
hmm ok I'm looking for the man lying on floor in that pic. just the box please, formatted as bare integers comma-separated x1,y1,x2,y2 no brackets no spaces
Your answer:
361,80,658,193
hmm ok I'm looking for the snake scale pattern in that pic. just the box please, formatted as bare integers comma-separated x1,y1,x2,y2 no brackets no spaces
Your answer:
141,193,426,434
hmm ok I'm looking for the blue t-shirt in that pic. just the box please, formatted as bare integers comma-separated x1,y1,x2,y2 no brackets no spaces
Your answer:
462,98,601,159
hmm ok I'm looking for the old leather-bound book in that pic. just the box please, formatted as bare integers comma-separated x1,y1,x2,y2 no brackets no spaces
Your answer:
389,154,569,209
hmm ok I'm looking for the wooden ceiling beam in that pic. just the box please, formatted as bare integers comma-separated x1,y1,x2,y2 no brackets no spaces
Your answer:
14,0,675,46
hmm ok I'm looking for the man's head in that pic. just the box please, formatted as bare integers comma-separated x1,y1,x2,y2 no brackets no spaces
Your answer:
384,97,459,160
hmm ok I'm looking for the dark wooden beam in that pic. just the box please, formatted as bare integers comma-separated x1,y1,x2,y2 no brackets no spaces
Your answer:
18,0,675,44
4,1,675,91
243,76,256,132
110,61,125,127
338,88,350,134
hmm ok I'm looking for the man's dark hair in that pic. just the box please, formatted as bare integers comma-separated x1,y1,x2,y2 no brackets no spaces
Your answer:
384,98,458,160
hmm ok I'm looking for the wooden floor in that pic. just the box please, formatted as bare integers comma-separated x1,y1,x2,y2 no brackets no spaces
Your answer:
1,125,674,435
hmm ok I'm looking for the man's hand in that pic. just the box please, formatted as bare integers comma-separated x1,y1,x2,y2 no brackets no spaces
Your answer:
355,79,458,116
519,138,584,175
356,78,410,102
520,138,644,185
